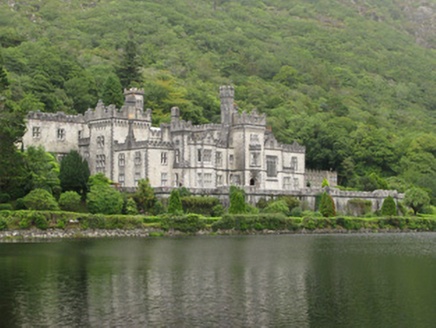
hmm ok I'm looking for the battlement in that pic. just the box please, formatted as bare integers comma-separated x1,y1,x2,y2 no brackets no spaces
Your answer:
280,140,306,153
27,110,85,124
232,109,266,126
124,88,144,96
219,85,234,98
83,100,151,122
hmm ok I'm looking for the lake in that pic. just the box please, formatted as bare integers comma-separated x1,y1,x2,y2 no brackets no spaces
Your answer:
1,234,436,327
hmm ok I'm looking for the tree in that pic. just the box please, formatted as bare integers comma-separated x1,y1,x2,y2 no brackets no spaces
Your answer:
381,195,397,216
117,39,141,88
263,200,290,215
60,151,90,196
168,189,183,214
321,178,329,188
86,184,124,215
319,192,336,217
58,191,82,212
228,190,246,214
125,198,139,215
404,187,430,215
0,52,26,198
22,189,60,211
133,179,156,213
102,74,124,108
24,146,61,195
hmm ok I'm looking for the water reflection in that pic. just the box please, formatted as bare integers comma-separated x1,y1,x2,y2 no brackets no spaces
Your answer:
1,234,436,327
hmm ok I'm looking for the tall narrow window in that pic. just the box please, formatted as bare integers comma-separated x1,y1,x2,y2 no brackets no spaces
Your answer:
32,127,40,138
291,156,298,171
135,172,141,186
97,136,104,148
217,175,223,186
135,151,141,166
197,149,202,162
229,154,234,165
175,150,180,164
204,173,212,187
161,152,168,165
216,152,222,167
293,178,299,189
57,128,65,141
283,177,291,189
197,173,203,187
161,173,168,187
118,153,125,167
96,154,106,173
119,174,125,186
174,173,179,187
266,156,277,177
250,152,260,167
203,149,212,163
78,130,83,139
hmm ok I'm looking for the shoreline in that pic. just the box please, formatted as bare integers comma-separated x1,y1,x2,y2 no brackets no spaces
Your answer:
0,227,432,241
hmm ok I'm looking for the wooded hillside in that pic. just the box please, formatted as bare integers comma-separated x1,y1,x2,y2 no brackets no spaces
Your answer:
1,0,435,201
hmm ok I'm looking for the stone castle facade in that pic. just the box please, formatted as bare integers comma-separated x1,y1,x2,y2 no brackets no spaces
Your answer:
24,86,335,191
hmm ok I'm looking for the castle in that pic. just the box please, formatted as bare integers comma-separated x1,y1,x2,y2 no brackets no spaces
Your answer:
23,86,405,211
23,86,335,191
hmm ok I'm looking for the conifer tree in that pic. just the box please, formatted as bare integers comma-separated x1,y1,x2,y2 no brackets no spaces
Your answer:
229,190,246,214
319,192,336,217
134,179,156,213
117,39,141,88
59,151,90,196
381,195,397,216
168,189,183,214
102,74,124,108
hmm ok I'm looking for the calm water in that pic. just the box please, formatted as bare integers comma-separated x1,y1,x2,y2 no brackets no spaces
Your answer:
1,234,436,327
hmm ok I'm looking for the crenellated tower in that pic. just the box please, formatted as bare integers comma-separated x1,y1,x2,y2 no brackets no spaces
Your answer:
220,85,235,125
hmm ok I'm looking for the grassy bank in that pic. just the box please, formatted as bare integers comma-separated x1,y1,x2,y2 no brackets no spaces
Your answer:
1,210,436,235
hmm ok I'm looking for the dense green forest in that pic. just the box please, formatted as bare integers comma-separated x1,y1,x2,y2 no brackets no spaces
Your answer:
0,0,435,202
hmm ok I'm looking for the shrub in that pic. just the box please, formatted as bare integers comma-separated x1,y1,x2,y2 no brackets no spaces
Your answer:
278,196,300,212
290,207,302,217
321,178,329,187
58,191,81,212
178,187,191,198
133,179,156,213
15,198,26,210
33,213,48,230
181,196,220,216
125,198,139,215
0,217,7,230
381,195,397,216
86,184,124,215
256,197,269,210
22,189,60,211
151,200,165,215
168,189,183,214
0,193,10,203
319,192,336,217
262,200,290,216
246,203,260,214
0,204,12,211
161,214,206,233
211,204,225,217
315,193,323,211
229,191,246,214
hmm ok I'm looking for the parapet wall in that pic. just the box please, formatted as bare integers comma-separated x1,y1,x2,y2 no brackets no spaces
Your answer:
151,186,404,213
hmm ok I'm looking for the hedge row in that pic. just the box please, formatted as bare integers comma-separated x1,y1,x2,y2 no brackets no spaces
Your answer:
1,210,436,233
